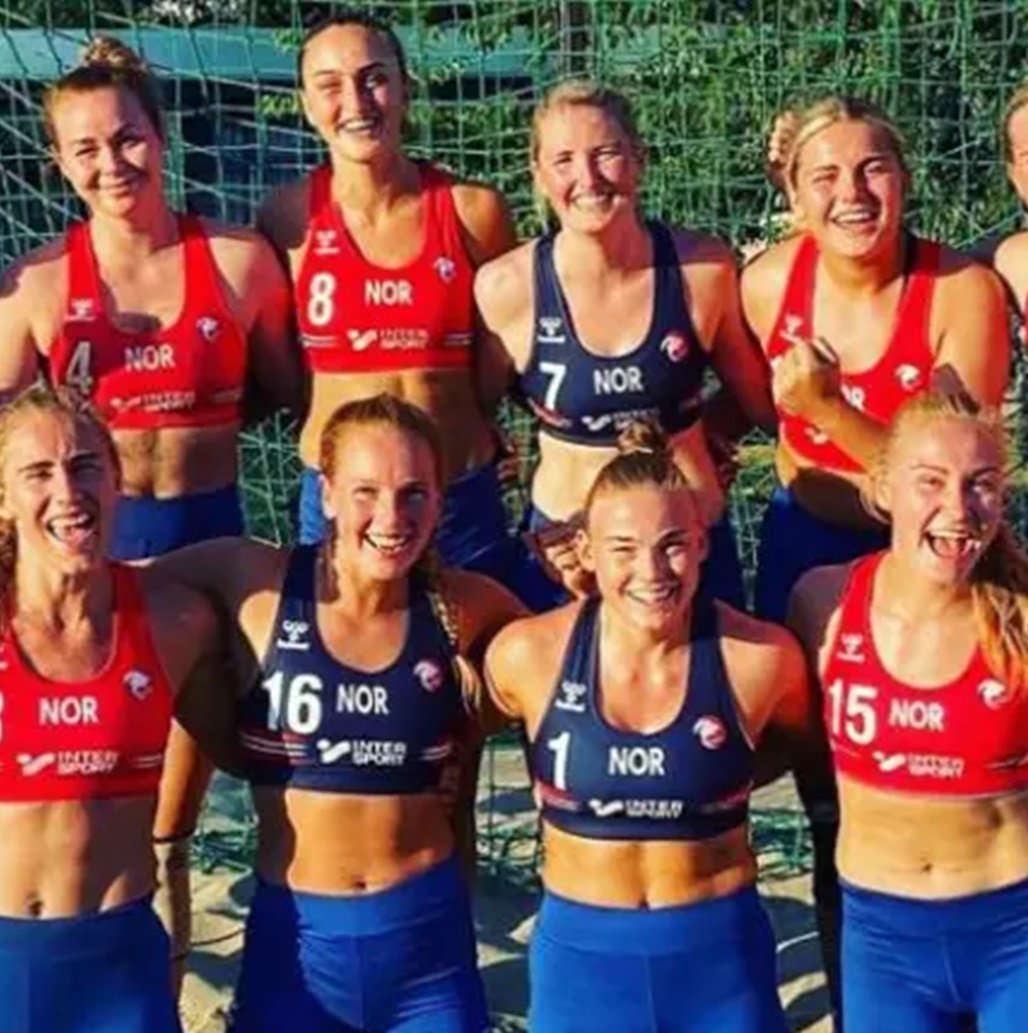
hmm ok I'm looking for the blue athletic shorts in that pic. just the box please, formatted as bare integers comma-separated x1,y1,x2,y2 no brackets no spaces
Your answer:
754,485,888,622
524,504,747,611
0,896,181,1033
842,877,1028,1033
529,886,787,1033
298,463,554,611
229,856,490,1033
110,483,244,561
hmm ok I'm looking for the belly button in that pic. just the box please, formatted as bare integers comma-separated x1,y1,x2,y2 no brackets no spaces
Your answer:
27,896,42,917
352,878,367,892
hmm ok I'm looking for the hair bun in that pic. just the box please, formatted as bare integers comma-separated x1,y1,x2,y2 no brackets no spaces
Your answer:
79,36,146,73
616,418,670,458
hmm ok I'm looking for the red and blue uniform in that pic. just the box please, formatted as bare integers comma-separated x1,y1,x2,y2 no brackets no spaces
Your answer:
0,565,182,1033
293,163,551,610
48,215,248,560
525,597,786,1033
228,547,489,1033
755,234,941,621
519,223,745,610
826,553,1028,1033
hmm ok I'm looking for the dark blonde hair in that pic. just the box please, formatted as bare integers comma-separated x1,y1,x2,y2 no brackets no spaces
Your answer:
318,392,443,489
0,383,119,592
531,79,644,164
783,95,908,190
870,391,1028,692
584,419,695,516
43,36,164,147
1002,83,1028,162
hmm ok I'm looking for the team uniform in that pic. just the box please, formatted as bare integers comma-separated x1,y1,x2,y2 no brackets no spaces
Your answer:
0,566,180,1033
294,163,546,607
756,233,942,621
49,215,248,560
824,553,1028,1032
227,545,489,1033
519,223,746,611
526,596,786,1032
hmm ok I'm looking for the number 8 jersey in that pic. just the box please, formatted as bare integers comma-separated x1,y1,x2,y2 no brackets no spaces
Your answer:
295,162,475,374
823,552,1028,797
238,546,466,794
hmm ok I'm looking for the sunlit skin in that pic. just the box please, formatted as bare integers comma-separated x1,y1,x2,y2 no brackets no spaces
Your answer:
789,413,1028,900
578,485,708,640
51,86,167,228
0,412,119,579
789,119,908,266
532,104,644,237
320,424,443,588
874,417,1005,589
1007,104,1028,207
300,23,408,171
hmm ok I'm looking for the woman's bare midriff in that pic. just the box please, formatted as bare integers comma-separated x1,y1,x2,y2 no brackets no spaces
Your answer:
775,441,884,531
541,822,756,908
532,420,725,525
837,778,1028,899
113,423,240,498
0,796,158,917
300,370,495,481
252,786,456,895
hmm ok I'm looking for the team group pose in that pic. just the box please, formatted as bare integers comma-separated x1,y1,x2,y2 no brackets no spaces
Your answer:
0,12,1026,1033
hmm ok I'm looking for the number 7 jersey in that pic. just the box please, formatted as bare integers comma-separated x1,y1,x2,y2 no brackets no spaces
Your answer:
295,162,475,374
823,552,1028,797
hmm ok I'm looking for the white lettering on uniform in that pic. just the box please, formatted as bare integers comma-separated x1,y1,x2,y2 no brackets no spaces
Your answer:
888,699,945,732
365,280,413,306
124,343,175,372
40,696,99,726
336,684,390,715
593,367,644,395
608,746,665,777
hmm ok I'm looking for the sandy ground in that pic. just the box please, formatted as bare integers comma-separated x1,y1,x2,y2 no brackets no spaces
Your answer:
181,754,832,1033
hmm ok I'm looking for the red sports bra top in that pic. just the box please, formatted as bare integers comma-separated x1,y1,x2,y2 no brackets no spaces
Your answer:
50,215,247,431
0,566,175,802
295,162,475,374
823,552,1028,798
765,235,940,473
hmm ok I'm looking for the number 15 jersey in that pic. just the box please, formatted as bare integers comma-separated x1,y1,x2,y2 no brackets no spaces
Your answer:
295,162,475,375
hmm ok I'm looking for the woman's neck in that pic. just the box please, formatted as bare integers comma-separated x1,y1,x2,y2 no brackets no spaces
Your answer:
89,201,179,266
13,560,112,631
329,151,420,217
319,544,410,619
599,599,691,663
819,231,906,296
556,212,651,279
876,552,973,623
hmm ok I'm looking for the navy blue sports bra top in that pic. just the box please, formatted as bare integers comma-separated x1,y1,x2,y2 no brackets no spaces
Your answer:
530,596,754,840
517,221,707,446
239,546,465,794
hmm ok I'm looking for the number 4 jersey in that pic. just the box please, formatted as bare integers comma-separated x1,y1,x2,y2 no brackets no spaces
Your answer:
50,215,247,430
295,162,475,374
239,546,466,794
823,552,1028,796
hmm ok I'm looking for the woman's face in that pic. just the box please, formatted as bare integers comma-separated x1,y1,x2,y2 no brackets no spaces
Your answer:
321,423,442,582
880,416,1005,588
301,23,408,164
790,118,906,262
580,483,707,635
0,409,118,576
533,103,643,235
52,86,164,220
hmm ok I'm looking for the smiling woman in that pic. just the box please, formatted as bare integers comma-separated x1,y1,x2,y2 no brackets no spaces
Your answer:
475,80,775,612
485,419,815,1033
0,33,304,1000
